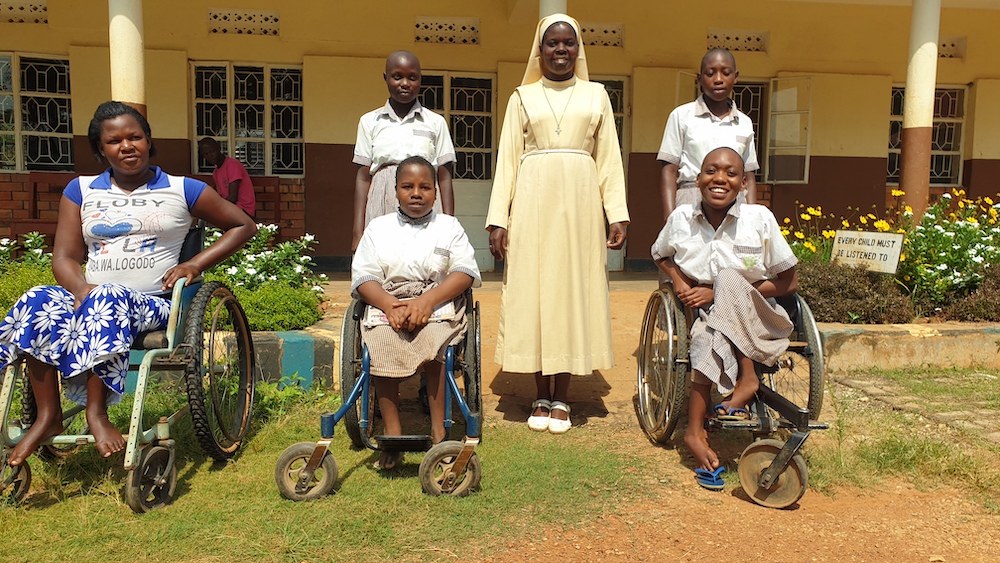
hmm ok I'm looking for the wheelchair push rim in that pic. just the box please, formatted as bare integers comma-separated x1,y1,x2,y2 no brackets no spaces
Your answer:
635,289,689,444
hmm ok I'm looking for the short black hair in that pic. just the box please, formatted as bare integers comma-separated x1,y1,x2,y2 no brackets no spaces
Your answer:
396,155,436,184
87,101,157,161
701,146,745,175
700,47,736,72
197,136,220,150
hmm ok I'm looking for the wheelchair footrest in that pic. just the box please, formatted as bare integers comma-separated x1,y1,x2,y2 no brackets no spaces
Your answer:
708,419,762,431
808,421,829,430
375,435,433,452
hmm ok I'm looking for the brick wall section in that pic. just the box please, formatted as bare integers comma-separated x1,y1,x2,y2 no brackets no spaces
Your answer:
0,172,35,238
278,178,305,239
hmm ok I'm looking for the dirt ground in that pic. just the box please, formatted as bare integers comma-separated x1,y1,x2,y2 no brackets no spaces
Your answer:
324,275,1000,562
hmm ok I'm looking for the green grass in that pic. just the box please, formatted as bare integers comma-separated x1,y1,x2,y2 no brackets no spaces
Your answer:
1,388,650,562
865,366,1000,410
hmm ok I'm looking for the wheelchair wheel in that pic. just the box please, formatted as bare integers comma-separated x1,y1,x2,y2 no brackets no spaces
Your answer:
458,299,482,424
764,295,824,420
738,439,808,509
184,282,256,461
275,442,339,502
419,440,481,497
341,298,377,450
635,289,689,444
125,445,177,513
0,450,31,504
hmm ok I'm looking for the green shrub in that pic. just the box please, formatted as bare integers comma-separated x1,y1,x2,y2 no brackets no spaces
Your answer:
223,281,323,331
944,264,1000,321
797,261,915,324
0,262,57,312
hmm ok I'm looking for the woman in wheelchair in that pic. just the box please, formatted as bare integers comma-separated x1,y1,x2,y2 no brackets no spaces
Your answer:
0,101,257,468
651,146,798,480
352,156,481,470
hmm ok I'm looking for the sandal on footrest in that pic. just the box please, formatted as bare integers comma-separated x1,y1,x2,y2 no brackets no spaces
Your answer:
695,466,726,491
547,401,572,434
527,399,552,432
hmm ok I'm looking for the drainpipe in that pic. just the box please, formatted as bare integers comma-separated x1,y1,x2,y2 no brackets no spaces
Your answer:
540,0,567,18
108,0,146,116
899,0,941,218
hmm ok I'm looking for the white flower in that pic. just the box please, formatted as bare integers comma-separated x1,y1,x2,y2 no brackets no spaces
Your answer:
937,263,949,270
0,238,9,245
269,275,277,281
227,266,238,275
311,286,323,292
32,248,42,255
319,274,327,279
294,265,303,273
300,256,311,263
303,234,315,242
246,267,257,275
973,255,984,263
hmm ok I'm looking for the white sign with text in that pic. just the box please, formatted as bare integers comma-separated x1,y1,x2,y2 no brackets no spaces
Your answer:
830,230,905,274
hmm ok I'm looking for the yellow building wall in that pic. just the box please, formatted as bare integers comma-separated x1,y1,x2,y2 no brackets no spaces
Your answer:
968,79,1000,159
146,50,190,140
68,46,111,136
803,73,892,158
303,56,385,145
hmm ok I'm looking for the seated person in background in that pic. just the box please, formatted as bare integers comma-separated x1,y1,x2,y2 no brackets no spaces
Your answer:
651,146,798,489
1,101,257,468
198,137,257,218
351,155,481,470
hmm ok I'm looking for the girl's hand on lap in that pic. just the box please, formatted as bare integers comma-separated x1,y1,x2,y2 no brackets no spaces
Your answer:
404,295,435,330
72,284,98,310
678,285,714,308
388,301,409,331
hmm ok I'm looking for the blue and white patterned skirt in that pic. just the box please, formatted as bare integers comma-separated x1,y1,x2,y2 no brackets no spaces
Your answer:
0,284,170,405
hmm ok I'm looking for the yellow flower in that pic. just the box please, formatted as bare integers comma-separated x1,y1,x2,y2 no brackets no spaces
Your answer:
986,196,994,205
842,219,850,228
780,228,790,236
822,229,835,239
891,189,905,197
867,213,876,220
783,217,791,224
904,275,910,281
968,216,978,224
900,253,906,262
860,216,868,224
800,213,811,221
794,231,805,239
873,219,890,232
804,241,817,252
897,228,906,233
904,205,913,214
958,200,965,208
807,206,821,216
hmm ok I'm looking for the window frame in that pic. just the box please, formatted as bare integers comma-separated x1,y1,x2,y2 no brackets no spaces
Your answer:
418,71,496,181
765,75,812,185
190,61,304,178
1,51,74,172
887,84,966,187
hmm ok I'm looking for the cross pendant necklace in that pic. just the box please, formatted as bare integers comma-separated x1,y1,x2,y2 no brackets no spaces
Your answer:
543,83,576,136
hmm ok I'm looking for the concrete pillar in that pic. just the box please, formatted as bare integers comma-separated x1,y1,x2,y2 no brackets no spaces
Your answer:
108,0,146,116
899,0,941,218
540,0,567,18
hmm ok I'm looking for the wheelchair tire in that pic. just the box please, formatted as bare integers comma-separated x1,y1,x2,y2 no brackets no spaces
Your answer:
184,281,255,461
125,445,177,513
458,299,482,430
635,289,689,444
762,296,824,421
738,438,808,509
340,298,373,450
274,442,339,502
0,451,31,504
419,440,481,497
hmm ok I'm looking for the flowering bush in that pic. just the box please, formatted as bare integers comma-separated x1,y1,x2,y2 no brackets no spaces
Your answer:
781,189,1000,319
205,224,327,292
0,232,51,270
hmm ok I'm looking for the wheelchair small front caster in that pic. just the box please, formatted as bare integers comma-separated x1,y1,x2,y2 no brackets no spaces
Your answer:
1,449,32,504
419,440,481,497
275,442,339,502
125,445,177,513
738,439,808,509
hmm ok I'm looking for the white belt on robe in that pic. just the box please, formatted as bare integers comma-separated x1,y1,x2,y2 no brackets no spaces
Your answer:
520,148,590,162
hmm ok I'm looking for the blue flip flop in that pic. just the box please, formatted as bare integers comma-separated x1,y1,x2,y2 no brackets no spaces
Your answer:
695,466,726,491
714,404,750,421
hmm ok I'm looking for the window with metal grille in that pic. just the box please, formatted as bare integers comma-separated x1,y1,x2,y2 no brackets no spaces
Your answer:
732,82,766,182
192,63,303,176
592,78,627,150
0,53,73,171
418,73,494,180
888,86,964,186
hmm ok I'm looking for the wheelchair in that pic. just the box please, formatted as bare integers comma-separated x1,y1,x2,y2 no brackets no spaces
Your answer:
274,289,482,500
0,226,255,513
635,284,827,509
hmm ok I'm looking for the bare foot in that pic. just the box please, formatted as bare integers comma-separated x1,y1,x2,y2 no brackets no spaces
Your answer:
87,411,124,458
7,417,63,467
684,427,720,472
374,451,401,470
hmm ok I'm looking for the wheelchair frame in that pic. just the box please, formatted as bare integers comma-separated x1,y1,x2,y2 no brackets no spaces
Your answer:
1,227,256,513
274,290,482,500
635,284,827,508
